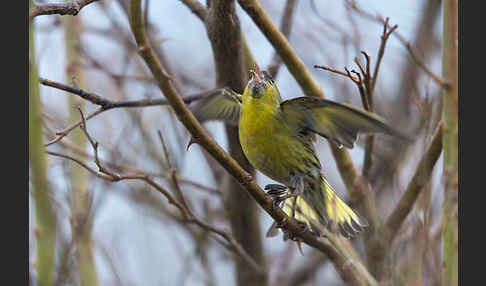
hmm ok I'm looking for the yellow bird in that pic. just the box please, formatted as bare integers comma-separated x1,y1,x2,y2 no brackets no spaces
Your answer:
191,64,410,238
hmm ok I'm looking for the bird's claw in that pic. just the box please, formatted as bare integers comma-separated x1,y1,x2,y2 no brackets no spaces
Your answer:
295,220,309,236
265,184,308,246
265,184,291,211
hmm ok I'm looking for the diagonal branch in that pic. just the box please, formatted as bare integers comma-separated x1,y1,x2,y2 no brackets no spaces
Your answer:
204,1,265,285
179,0,208,21
235,4,383,237
47,109,264,275
386,125,443,240
267,0,298,79
128,1,376,285
236,1,382,231
237,0,324,98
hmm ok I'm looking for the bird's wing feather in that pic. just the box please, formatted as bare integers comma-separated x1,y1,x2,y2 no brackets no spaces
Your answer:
280,97,412,148
190,88,242,125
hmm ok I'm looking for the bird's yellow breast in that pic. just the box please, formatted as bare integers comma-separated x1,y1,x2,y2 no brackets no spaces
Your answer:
239,99,306,184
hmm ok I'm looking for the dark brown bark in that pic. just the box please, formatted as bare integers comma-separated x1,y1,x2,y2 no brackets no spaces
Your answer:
205,1,268,285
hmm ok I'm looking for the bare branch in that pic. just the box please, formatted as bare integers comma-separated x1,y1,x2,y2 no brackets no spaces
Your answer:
179,0,208,21
39,77,223,147
371,18,398,93
43,119,222,196
359,17,398,180
314,65,358,81
44,107,104,147
386,125,443,241
204,0,265,284
39,77,221,110
47,147,263,274
238,0,324,98
47,109,264,276
344,0,449,88
29,0,99,20
267,0,297,78
129,1,376,285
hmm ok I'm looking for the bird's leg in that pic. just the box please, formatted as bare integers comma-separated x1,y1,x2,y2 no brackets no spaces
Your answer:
265,184,296,235
289,176,304,220
265,176,304,210
265,178,309,239
288,177,311,239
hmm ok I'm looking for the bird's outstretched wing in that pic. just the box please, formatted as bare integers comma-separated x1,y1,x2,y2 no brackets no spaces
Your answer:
190,88,242,125
280,97,412,148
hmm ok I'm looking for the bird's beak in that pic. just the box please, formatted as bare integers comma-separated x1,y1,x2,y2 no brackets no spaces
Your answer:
250,64,264,87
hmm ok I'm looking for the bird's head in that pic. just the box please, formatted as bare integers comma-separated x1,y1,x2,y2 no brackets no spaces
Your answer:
243,64,281,105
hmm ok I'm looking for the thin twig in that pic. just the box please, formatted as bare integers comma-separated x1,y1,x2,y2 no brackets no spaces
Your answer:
344,0,450,88
39,77,220,110
158,130,193,215
357,51,372,102
39,77,223,147
357,52,373,178
46,109,263,275
314,65,358,81
44,121,222,196
48,148,263,274
316,63,370,111
371,18,398,93
360,17,398,179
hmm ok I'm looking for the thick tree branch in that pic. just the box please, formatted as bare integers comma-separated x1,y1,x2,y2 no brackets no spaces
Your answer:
237,0,382,227
178,0,256,73
204,1,266,285
128,1,376,285
29,2,57,284
45,151,263,275
29,0,99,20
63,15,99,286
48,108,264,275
441,0,458,284
235,2,383,229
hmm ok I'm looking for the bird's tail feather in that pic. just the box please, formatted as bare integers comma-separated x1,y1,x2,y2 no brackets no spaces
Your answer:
281,177,368,238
